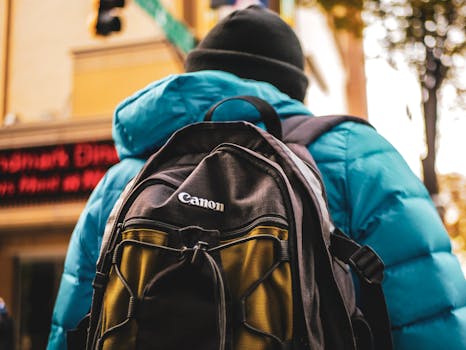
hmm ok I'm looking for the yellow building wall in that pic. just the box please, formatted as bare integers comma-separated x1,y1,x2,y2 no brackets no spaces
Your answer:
72,40,182,118
4,0,171,123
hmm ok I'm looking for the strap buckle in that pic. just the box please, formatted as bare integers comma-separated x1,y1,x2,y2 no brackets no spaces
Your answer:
191,241,209,264
92,271,108,290
348,245,384,285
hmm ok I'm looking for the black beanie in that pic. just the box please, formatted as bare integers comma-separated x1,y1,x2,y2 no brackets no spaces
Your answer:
185,5,308,101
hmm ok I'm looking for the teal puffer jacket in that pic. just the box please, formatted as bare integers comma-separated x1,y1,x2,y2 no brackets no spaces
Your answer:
47,71,466,349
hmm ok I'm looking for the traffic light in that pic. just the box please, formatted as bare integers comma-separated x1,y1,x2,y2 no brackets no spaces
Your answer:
90,0,126,36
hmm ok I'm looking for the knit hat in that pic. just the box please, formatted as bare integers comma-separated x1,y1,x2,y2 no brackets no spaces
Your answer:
185,5,308,101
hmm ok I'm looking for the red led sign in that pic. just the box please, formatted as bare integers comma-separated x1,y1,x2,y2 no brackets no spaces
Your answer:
0,141,119,206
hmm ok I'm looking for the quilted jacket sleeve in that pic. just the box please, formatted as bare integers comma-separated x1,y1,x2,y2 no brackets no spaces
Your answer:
310,122,466,349
47,158,144,350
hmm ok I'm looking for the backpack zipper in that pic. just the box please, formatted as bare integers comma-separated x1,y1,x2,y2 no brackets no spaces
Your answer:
122,215,289,240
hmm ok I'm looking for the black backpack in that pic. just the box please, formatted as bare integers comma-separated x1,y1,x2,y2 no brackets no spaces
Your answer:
68,96,393,350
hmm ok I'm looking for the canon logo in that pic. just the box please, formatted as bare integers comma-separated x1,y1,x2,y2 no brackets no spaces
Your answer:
177,192,225,212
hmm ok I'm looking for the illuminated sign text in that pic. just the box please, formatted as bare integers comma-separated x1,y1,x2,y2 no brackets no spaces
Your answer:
0,141,119,206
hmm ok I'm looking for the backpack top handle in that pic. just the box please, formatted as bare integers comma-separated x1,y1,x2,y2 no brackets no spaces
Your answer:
204,95,283,140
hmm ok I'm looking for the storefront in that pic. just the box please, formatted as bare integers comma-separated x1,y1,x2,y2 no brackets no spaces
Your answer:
0,116,117,348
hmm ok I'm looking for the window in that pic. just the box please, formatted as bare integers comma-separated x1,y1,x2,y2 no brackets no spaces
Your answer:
14,257,63,350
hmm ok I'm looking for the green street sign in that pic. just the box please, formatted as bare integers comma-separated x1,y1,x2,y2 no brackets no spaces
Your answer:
135,0,197,54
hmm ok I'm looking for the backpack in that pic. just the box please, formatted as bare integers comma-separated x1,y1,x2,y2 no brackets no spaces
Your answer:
68,96,393,350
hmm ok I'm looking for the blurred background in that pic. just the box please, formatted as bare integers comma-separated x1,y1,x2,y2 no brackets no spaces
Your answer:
0,0,464,349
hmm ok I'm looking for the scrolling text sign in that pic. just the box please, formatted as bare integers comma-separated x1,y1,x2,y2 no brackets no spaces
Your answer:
0,141,119,206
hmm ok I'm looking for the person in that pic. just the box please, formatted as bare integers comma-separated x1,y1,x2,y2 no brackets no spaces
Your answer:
0,298,14,350
47,5,466,350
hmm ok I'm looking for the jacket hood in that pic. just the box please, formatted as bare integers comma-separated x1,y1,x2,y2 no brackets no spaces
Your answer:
112,70,311,159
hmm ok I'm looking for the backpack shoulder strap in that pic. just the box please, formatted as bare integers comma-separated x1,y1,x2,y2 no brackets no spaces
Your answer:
282,115,393,350
282,115,372,178
282,115,372,145
331,230,393,350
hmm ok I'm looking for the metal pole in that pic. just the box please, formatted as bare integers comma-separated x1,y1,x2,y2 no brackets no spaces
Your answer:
1,0,12,123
